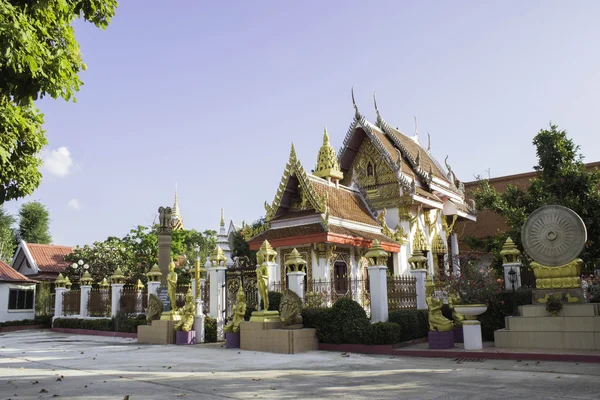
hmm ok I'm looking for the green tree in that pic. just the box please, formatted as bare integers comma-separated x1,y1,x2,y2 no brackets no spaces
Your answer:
18,201,51,244
0,0,118,204
473,124,600,273
0,206,17,263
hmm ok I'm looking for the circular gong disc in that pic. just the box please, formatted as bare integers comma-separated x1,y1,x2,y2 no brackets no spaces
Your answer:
521,205,587,266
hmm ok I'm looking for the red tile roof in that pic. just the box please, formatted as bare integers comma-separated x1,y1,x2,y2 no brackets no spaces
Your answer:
0,259,35,283
26,243,73,273
310,179,379,227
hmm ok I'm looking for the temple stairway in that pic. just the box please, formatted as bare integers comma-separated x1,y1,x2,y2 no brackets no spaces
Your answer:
494,303,600,351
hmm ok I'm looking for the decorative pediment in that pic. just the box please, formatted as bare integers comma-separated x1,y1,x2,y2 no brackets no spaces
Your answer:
264,144,327,222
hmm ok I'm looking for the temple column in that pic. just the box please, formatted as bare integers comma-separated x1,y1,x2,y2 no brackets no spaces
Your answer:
450,233,460,275
365,240,389,323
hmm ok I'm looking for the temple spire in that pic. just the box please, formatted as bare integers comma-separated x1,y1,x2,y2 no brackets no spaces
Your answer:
171,183,184,230
314,126,343,183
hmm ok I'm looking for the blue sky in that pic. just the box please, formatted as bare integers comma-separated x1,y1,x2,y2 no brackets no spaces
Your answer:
5,0,600,246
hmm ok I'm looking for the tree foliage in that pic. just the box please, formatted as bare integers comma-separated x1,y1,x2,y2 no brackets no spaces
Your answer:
473,124,600,272
0,206,17,263
64,225,217,286
18,201,51,244
0,0,118,204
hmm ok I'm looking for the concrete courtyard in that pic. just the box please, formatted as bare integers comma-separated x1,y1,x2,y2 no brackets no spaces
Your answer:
1,330,599,400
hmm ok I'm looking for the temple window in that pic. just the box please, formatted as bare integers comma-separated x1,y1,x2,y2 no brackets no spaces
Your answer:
334,261,348,294
367,162,375,177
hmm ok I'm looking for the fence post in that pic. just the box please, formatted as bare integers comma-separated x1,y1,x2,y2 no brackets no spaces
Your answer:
53,273,68,322
79,271,94,318
110,267,126,317
365,240,389,323
285,248,307,302
408,248,429,310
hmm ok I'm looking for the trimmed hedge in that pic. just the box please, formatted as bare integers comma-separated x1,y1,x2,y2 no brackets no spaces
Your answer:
0,315,53,328
53,317,146,333
302,298,401,345
259,291,283,312
388,309,429,342
204,316,217,343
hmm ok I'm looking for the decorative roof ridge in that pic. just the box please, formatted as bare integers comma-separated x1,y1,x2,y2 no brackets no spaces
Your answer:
352,180,379,221
264,143,327,222
307,174,362,194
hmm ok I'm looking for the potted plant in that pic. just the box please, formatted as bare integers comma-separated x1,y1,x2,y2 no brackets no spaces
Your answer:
546,293,563,316
448,262,502,319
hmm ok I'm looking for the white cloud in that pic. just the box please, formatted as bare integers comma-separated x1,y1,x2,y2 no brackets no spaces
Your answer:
42,147,73,177
67,198,81,210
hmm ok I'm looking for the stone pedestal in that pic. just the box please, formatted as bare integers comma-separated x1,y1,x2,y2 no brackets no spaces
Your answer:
111,284,124,317
287,271,306,302
226,332,240,348
137,320,176,344
157,234,172,286
428,330,454,349
368,265,389,323
176,330,196,345
54,287,68,318
453,327,464,343
463,321,483,350
495,303,600,350
249,310,280,322
533,288,584,304
80,285,91,318
240,321,318,354
410,269,427,310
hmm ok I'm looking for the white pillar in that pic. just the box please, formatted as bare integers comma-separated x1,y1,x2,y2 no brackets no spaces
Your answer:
450,233,460,275
111,284,124,317
287,271,306,302
148,281,160,301
54,287,68,318
368,265,389,323
80,285,91,318
210,266,227,340
411,269,427,310
191,279,197,299
266,261,279,292
503,263,522,290
463,321,483,350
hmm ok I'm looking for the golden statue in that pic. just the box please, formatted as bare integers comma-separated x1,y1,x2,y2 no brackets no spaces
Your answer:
425,276,453,332
167,261,178,310
256,262,269,311
174,289,195,332
448,292,466,328
224,286,246,334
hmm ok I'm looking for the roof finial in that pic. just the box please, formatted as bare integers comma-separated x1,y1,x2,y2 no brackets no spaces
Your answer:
373,91,379,113
414,116,419,138
290,142,297,159
427,133,431,152
172,183,184,230
373,91,383,127
351,86,360,119
323,126,329,144
220,208,225,227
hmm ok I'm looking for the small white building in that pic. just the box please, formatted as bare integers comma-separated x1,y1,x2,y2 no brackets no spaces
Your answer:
0,259,37,323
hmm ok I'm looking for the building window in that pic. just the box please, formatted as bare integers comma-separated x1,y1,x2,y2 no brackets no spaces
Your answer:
367,162,375,177
334,261,348,294
8,289,34,310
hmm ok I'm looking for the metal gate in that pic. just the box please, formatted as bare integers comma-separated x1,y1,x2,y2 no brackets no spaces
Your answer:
225,257,258,317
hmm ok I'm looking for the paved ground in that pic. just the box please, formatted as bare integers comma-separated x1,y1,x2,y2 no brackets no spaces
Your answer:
1,330,600,400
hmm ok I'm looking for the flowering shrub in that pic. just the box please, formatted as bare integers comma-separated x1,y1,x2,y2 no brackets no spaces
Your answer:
447,261,503,305
305,290,328,309
583,274,600,303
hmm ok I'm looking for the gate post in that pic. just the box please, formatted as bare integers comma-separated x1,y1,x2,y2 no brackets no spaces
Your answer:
210,246,228,341
408,248,429,310
80,271,94,318
53,274,68,322
285,248,307,302
110,267,126,317
365,240,389,323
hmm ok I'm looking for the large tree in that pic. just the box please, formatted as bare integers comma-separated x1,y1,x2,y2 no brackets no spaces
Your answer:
0,0,118,204
18,201,51,244
0,206,17,263
473,124,600,273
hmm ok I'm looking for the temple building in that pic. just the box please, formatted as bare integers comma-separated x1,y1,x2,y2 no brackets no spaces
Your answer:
247,93,476,291
172,184,184,231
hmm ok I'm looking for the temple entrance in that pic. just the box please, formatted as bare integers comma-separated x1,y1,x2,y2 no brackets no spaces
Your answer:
225,258,258,317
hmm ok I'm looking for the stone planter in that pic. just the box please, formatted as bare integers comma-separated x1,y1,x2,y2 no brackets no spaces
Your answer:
428,330,454,349
176,330,196,345
453,327,464,343
453,304,487,350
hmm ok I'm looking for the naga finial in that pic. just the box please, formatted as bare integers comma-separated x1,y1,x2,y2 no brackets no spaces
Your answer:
416,149,421,167
427,133,431,152
373,91,379,112
351,86,360,118
414,116,419,138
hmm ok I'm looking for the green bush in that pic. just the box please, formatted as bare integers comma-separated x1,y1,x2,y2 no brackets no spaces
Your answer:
301,308,332,342
0,315,54,328
53,317,147,333
259,291,283,311
204,316,217,342
328,297,369,344
388,309,429,342
480,289,532,341
363,322,401,345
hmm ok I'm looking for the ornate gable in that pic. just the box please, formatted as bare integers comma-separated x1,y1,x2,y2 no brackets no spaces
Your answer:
264,144,327,222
